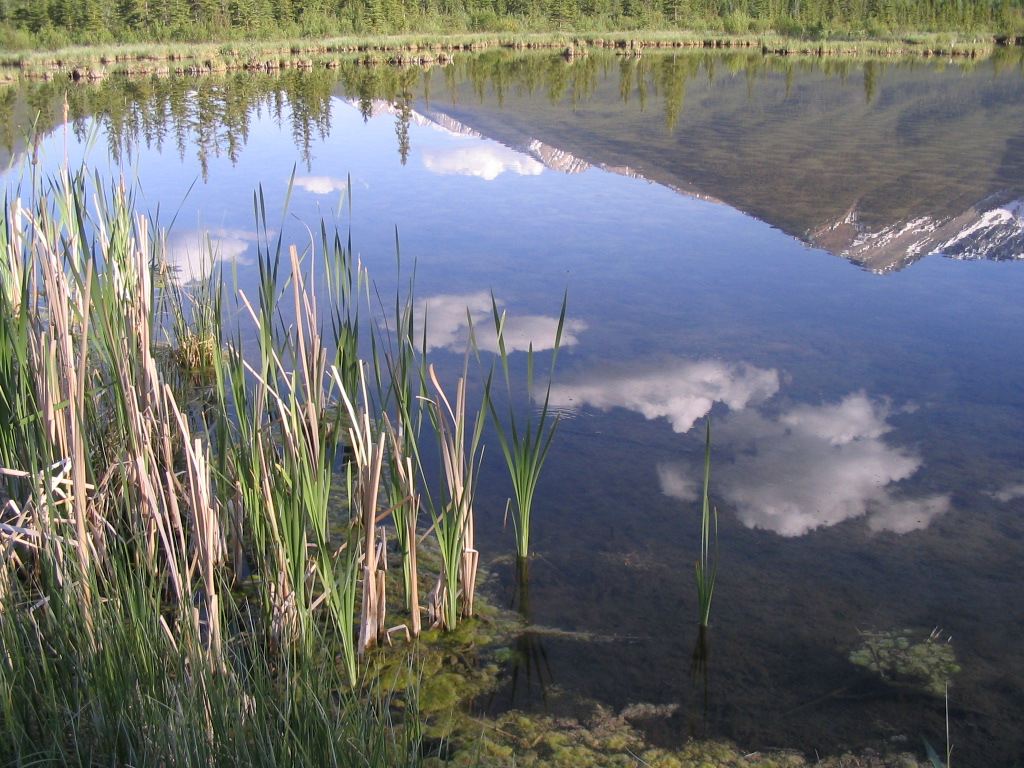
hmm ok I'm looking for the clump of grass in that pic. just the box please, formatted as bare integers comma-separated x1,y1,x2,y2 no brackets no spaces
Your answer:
0,162,427,765
485,292,567,560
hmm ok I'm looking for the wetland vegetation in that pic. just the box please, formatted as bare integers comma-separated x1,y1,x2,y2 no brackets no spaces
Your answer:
0,0,1022,87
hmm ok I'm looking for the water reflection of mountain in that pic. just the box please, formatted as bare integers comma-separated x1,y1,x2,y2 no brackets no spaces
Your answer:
808,194,1024,273
406,52,1024,273
357,96,728,201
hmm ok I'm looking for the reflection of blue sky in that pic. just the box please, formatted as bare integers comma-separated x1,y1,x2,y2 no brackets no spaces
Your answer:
414,291,586,353
4,91,1014,546
657,390,950,536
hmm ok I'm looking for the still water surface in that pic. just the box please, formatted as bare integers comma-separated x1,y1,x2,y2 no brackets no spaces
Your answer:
5,49,1024,764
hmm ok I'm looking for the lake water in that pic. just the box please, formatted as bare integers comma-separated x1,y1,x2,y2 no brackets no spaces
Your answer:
4,48,1024,765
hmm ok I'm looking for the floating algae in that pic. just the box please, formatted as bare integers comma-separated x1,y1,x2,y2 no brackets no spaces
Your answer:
848,627,959,696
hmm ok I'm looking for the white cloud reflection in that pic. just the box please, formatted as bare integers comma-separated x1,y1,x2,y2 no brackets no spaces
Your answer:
414,291,587,353
420,143,544,180
658,392,950,537
294,175,348,195
164,227,257,282
548,360,780,434
987,482,1024,502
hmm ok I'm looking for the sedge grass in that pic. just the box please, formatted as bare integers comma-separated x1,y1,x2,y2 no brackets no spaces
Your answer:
485,291,567,560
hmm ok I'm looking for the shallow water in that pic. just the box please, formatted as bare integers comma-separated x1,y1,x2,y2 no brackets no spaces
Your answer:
4,49,1024,764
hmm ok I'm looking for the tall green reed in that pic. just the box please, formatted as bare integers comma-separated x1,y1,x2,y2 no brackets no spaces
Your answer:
695,419,717,628
372,250,427,636
485,292,567,560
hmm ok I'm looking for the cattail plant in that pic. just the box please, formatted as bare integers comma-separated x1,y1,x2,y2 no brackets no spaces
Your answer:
423,363,485,629
373,254,427,636
337,362,388,658
0,153,515,766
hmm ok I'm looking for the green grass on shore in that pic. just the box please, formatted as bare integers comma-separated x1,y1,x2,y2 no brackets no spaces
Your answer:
0,28,1013,84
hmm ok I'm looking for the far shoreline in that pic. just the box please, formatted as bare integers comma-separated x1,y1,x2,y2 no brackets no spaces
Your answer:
2,29,1022,84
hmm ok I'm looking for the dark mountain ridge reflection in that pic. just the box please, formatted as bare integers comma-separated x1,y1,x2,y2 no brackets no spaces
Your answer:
399,50,1024,273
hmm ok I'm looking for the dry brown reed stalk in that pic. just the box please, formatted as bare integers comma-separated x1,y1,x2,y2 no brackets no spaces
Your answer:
384,414,421,637
169,397,226,672
336,363,388,658
424,364,483,627
20,205,98,646
0,466,81,601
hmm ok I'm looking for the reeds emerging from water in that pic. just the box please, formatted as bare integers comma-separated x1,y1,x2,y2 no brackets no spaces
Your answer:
695,419,718,628
486,293,566,560
0,157,558,763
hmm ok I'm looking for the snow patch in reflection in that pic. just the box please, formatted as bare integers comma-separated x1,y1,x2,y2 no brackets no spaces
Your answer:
659,392,950,536
414,291,586,353
548,360,780,434
164,227,256,282
420,143,544,180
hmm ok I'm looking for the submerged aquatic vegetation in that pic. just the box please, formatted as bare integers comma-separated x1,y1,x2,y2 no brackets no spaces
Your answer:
849,627,960,696
427,699,925,768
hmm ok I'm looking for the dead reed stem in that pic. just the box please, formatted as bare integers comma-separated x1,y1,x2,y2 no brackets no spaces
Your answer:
385,415,421,637
425,364,483,626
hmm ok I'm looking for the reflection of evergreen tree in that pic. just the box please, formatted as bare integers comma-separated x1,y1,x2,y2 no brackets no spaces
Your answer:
568,55,595,108
655,55,690,133
545,58,570,104
619,56,636,103
863,59,877,104
393,67,419,165
395,91,412,165
6,70,338,181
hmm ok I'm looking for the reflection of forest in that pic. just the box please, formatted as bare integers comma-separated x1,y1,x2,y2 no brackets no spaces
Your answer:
1,68,341,177
5,48,1023,269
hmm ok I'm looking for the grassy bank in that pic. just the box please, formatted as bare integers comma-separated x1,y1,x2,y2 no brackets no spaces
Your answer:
0,29,1015,84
